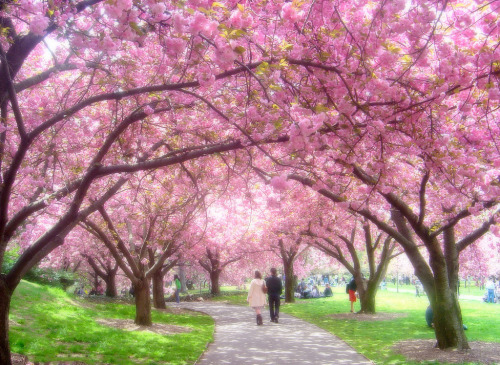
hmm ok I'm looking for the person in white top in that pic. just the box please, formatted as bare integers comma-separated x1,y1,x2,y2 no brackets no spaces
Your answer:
247,270,267,325
485,277,496,303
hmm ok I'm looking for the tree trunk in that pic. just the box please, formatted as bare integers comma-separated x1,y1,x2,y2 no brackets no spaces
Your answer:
283,260,295,303
431,274,469,349
134,279,152,326
152,270,166,309
104,272,117,298
0,279,12,365
93,273,99,291
178,264,187,293
358,281,377,314
210,271,221,295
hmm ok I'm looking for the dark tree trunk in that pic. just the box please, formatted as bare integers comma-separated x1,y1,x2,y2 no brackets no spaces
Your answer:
283,260,295,303
0,279,12,365
152,270,166,309
428,252,469,350
210,271,221,295
431,287,468,349
179,265,187,293
134,279,152,326
104,272,117,298
93,273,99,291
358,281,377,314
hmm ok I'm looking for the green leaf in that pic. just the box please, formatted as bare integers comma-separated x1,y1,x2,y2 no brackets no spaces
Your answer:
212,2,226,8
234,46,246,54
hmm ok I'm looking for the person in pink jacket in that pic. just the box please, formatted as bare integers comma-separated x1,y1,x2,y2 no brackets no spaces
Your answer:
247,270,267,325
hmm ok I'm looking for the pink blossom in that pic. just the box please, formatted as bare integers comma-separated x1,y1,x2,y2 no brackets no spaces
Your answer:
30,15,49,36
173,13,187,33
372,120,385,131
150,3,166,16
214,46,236,68
488,88,500,101
165,38,185,57
144,106,154,115
116,0,133,11
229,10,243,28
281,3,302,23
189,13,207,34
100,36,118,52
270,175,290,191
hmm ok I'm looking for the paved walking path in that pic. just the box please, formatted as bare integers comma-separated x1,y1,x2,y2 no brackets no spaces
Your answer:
172,301,372,365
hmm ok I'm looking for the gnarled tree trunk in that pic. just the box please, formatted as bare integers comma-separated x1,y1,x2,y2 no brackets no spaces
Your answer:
358,280,377,314
152,270,165,309
390,208,470,349
210,270,221,296
134,278,152,326
104,271,117,297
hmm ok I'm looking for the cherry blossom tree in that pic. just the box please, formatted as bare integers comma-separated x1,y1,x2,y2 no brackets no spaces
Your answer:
82,247,119,297
193,194,264,295
79,173,203,325
287,165,498,349
305,214,398,314
0,0,498,362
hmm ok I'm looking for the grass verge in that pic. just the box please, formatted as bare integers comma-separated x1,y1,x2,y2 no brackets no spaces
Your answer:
10,281,214,365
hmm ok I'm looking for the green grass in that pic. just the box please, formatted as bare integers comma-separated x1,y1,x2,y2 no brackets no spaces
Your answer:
10,281,214,364
384,282,485,297
211,286,500,364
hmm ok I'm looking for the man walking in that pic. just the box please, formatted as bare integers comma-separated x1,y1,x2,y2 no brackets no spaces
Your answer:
266,268,283,323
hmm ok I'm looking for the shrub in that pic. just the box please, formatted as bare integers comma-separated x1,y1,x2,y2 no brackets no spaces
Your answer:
2,248,75,289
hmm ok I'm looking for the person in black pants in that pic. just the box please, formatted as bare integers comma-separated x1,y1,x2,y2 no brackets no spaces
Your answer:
266,268,283,323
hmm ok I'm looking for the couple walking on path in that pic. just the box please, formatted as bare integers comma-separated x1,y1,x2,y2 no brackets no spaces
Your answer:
247,268,282,325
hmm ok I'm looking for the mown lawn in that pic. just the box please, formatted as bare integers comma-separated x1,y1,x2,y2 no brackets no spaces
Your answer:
10,281,214,365
213,286,500,364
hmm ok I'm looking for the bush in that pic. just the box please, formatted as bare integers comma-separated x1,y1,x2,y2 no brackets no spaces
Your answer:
2,248,75,289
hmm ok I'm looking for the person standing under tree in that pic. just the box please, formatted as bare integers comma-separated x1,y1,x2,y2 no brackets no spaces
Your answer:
347,277,357,313
266,268,283,323
173,274,181,304
485,277,496,303
247,270,267,325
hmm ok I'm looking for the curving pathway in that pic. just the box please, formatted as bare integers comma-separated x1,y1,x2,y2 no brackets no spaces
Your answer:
172,301,373,365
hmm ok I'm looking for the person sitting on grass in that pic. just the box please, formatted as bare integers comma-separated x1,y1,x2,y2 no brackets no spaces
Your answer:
426,304,468,330
311,285,320,298
323,283,333,297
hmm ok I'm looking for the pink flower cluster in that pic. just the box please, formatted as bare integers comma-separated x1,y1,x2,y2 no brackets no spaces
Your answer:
270,175,291,191
29,15,49,36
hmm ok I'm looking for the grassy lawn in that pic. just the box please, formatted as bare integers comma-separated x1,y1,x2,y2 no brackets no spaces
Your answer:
212,286,500,364
384,282,486,297
10,281,214,365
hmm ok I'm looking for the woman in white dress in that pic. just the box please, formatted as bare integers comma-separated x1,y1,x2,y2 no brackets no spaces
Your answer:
247,270,267,325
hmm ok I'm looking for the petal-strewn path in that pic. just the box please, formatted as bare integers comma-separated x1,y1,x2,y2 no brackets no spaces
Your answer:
172,302,373,365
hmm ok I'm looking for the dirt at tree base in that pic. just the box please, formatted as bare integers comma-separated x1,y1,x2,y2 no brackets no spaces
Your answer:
393,339,500,364
328,312,408,321
12,353,87,365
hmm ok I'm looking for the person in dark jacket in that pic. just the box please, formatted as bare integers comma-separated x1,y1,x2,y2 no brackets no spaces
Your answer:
266,268,283,323
347,277,357,313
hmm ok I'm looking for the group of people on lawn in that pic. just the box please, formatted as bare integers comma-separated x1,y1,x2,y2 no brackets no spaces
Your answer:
296,278,334,299
247,269,357,325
